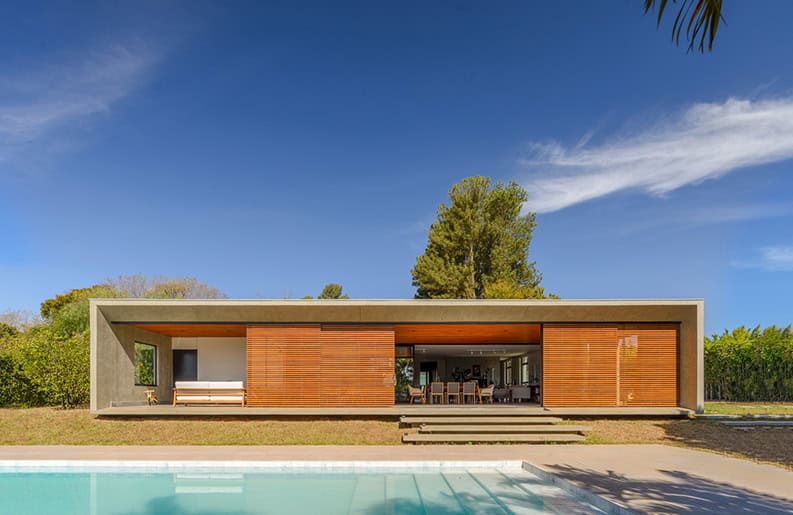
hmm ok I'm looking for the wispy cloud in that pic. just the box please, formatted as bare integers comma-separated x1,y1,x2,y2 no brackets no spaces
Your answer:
0,44,155,166
732,246,793,272
520,97,793,213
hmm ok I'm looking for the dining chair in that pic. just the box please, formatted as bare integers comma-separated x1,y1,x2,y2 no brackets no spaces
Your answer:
429,382,445,404
462,381,477,404
446,382,461,405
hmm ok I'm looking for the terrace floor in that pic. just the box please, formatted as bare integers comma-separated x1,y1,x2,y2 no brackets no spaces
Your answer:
94,404,693,417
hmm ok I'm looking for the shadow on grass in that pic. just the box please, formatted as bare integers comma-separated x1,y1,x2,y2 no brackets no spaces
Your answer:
544,464,793,514
658,419,793,470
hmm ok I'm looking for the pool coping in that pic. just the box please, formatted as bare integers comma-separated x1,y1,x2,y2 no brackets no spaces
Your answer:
0,458,632,514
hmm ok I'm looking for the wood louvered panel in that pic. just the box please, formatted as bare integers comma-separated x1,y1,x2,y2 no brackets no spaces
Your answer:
543,325,619,407
617,324,678,407
246,325,321,407
246,324,395,407
319,325,395,407
543,323,680,407
395,324,540,345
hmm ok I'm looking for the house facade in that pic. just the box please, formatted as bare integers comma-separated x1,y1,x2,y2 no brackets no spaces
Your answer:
89,299,704,414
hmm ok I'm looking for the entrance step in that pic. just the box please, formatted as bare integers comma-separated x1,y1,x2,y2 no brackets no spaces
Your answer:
400,416,562,426
402,433,585,443
418,424,591,434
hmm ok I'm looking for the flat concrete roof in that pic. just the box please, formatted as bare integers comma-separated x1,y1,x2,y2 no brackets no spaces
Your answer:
92,298,704,324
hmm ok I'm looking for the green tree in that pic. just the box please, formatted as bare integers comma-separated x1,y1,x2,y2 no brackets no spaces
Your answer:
411,176,550,299
6,326,90,408
705,325,793,401
0,322,17,340
644,0,724,52
318,283,349,299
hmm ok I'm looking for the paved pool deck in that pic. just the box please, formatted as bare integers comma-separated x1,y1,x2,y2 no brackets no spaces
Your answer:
1,444,791,513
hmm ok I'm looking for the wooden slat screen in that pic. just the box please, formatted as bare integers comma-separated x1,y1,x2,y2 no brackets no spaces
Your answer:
246,324,395,407
617,324,678,406
543,325,619,407
543,323,678,407
246,325,321,407
319,325,395,406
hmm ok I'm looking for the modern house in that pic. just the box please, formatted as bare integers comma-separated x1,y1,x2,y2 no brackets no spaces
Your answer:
89,299,704,415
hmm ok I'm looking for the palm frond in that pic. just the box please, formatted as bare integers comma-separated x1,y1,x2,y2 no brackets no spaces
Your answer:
644,0,725,53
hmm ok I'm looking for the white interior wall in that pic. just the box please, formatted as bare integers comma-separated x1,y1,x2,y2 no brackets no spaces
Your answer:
172,337,246,384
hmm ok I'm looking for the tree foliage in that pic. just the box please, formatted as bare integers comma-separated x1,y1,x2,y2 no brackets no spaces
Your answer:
411,176,551,299
705,325,793,402
5,326,90,408
1,274,225,408
318,283,349,299
644,0,724,52
107,274,227,299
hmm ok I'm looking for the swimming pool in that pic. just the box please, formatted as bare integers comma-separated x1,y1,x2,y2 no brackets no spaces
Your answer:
0,462,613,514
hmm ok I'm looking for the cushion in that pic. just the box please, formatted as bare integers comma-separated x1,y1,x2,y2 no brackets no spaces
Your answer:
176,395,211,401
207,381,244,389
175,381,210,389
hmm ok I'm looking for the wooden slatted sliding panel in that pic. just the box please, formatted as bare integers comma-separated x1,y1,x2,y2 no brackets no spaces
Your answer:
246,325,321,407
543,324,619,407
320,325,395,406
617,324,678,407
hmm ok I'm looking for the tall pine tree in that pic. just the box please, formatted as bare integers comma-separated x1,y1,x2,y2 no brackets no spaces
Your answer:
411,176,552,299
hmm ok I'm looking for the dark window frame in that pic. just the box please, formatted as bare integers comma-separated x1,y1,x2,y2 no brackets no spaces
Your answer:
134,341,158,387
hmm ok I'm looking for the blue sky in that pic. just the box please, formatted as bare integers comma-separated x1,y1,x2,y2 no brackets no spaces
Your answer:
1,2,792,334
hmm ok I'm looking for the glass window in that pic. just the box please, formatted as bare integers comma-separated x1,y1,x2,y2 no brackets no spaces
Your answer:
521,356,529,383
503,359,513,385
134,342,157,386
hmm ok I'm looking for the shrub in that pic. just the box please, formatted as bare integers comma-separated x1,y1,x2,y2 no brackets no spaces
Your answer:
0,353,43,407
705,325,793,402
7,326,90,408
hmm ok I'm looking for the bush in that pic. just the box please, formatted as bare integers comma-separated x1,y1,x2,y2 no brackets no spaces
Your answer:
7,326,90,408
705,325,793,402
0,353,43,407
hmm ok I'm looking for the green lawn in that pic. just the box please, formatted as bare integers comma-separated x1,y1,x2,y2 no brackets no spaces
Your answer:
0,408,403,445
704,402,793,416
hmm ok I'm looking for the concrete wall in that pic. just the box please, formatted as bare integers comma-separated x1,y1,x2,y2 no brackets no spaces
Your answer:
171,337,246,383
90,305,171,411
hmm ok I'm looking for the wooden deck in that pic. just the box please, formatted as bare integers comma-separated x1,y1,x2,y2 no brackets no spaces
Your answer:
94,404,693,418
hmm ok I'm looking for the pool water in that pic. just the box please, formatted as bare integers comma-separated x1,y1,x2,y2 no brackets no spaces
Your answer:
0,467,606,514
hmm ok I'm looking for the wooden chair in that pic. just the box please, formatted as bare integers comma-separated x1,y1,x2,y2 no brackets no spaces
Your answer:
446,382,461,404
145,389,159,406
429,382,445,404
408,385,425,404
479,385,495,404
462,382,477,404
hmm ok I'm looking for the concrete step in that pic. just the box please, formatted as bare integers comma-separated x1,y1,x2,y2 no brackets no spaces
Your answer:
402,433,586,444
400,416,563,425
418,424,591,434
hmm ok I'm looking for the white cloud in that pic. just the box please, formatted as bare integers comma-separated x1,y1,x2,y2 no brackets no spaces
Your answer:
759,246,793,271
520,97,793,213
732,246,793,272
0,44,155,165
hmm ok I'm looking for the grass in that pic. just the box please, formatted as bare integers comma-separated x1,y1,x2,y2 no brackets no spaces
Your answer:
704,402,793,416
1,407,792,472
584,418,793,471
0,408,402,446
